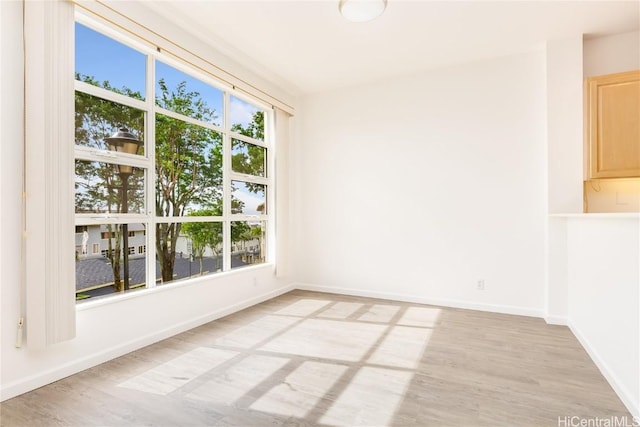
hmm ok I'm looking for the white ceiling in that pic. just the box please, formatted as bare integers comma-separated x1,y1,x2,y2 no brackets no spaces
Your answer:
149,0,640,95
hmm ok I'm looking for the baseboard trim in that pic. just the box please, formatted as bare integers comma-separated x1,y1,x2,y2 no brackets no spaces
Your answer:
0,284,294,402
293,283,544,318
568,321,640,418
544,315,568,325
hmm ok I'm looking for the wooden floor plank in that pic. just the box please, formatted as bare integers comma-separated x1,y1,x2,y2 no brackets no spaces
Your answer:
0,290,632,426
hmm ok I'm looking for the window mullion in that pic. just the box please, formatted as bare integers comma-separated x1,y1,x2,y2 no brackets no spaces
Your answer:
229,131,268,148
155,216,224,224
230,214,270,222
266,108,276,264
147,52,157,289
75,80,148,111
155,106,224,134
229,172,269,186
74,147,149,169
223,91,232,272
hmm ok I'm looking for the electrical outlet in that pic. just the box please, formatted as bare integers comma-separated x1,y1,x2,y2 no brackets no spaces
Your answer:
477,280,485,290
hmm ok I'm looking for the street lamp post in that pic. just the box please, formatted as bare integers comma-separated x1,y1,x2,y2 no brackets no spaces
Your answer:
105,128,142,292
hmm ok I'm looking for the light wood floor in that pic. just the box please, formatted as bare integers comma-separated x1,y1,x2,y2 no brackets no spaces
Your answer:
0,290,632,426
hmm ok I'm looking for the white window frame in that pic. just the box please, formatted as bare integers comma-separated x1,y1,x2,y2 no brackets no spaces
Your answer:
73,13,274,300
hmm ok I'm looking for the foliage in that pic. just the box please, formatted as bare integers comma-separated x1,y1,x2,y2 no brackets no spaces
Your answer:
74,74,145,214
231,221,250,246
75,74,145,291
154,79,223,282
231,111,265,195
181,211,222,274
75,73,266,288
232,110,264,140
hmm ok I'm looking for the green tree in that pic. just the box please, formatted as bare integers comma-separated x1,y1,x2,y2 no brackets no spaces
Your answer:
231,221,251,251
74,74,144,292
181,210,222,275
154,79,223,282
248,225,264,262
75,75,263,289
231,111,265,194
232,110,264,140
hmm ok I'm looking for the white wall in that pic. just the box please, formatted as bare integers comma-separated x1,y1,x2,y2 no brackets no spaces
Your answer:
567,216,639,417
294,50,548,316
544,36,584,326
584,30,640,78
546,36,584,215
0,0,293,401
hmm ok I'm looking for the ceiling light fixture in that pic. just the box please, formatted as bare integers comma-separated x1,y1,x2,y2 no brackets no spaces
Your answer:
339,0,387,23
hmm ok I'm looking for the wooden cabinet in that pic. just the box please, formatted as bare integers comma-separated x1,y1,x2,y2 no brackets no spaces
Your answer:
585,70,640,178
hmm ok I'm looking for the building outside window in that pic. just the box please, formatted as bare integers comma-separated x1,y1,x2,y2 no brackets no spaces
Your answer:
74,18,271,302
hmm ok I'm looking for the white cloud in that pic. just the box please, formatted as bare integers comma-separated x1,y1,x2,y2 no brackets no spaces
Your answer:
229,97,259,127
232,182,264,215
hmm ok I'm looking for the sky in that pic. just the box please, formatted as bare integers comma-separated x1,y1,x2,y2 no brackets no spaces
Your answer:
76,22,266,216
75,22,260,129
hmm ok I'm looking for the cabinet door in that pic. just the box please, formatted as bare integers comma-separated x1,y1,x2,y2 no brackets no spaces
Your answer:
587,70,640,178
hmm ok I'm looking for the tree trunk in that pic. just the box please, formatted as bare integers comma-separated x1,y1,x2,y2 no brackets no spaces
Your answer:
108,224,123,292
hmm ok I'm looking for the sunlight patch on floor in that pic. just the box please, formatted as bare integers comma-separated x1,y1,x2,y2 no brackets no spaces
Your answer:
320,367,414,427
117,299,442,424
117,347,238,395
259,318,387,362
368,326,433,369
317,302,364,319
398,307,441,327
213,315,299,349
274,299,332,316
185,354,290,405
357,304,401,323
250,361,348,417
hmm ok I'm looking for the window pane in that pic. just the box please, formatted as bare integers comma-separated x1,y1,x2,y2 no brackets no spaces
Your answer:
75,92,145,152
76,223,147,302
75,161,145,214
156,222,223,285
231,221,266,269
232,181,266,215
75,23,146,99
230,96,264,141
232,139,266,177
155,114,223,216
156,61,223,126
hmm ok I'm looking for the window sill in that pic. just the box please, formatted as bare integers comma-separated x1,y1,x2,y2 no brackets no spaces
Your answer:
76,262,275,312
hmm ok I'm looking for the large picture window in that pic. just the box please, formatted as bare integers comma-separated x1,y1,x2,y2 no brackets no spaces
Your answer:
74,20,271,302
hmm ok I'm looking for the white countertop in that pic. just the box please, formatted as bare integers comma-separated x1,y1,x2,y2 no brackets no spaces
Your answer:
550,212,640,219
